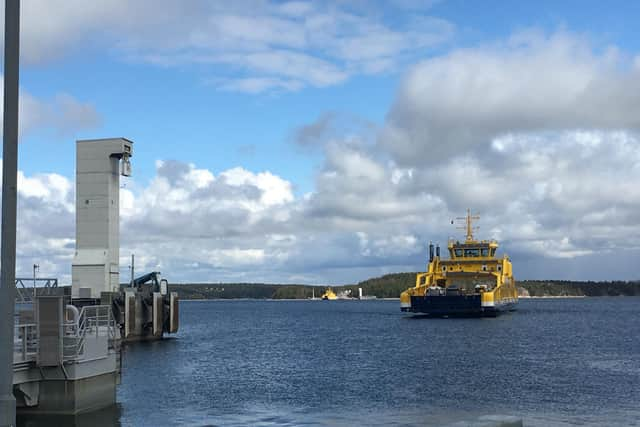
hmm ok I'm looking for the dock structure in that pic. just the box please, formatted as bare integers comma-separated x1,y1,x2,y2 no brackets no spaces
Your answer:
1,0,178,416
8,138,179,416
13,289,119,414
70,138,178,343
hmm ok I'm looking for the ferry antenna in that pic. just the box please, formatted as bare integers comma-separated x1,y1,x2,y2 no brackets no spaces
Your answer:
454,208,480,241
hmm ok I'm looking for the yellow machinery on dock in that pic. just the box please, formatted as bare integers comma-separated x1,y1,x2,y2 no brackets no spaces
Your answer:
400,210,518,316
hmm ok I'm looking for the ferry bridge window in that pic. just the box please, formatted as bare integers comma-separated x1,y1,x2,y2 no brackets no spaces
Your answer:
481,248,489,256
464,248,480,257
454,249,463,257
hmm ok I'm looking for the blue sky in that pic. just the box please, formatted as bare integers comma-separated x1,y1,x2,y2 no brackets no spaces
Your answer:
7,0,640,284
20,48,398,195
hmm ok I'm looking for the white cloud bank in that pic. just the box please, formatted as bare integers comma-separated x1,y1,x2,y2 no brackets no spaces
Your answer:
382,30,640,164
9,30,640,284
10,128,640,284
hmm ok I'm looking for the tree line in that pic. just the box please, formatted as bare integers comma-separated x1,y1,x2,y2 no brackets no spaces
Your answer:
167,273,640,300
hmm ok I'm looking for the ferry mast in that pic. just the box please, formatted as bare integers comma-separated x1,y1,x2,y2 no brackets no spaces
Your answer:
456,209,480,242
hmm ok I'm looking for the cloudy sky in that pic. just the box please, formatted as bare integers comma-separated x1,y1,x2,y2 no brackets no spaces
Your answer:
6,0,640,285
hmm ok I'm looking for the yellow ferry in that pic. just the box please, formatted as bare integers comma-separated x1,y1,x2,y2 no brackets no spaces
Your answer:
321,287,337,300
400,210,517,317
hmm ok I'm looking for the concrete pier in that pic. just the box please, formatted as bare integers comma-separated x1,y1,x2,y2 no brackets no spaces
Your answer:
13,292,119,415
10,137,179,416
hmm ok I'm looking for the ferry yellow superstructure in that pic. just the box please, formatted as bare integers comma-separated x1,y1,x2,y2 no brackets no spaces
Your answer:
400,210,518,316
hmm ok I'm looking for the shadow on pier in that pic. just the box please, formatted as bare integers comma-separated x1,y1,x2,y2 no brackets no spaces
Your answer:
17,404,122,427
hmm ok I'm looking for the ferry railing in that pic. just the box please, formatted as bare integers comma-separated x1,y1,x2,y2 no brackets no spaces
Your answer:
63,305,116,362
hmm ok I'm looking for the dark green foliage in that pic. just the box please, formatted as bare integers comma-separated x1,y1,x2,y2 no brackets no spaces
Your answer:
343,272,417,298
167,283,276,299
167,283,318,300
272,285,318,299
167,275,640,300
167,272,417,300
519,280,640,297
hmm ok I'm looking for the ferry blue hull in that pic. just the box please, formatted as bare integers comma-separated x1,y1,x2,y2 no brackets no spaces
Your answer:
402,295,516,317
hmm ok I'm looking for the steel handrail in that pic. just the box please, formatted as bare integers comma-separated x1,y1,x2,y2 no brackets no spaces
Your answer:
63,305,116,362
13,303,116,365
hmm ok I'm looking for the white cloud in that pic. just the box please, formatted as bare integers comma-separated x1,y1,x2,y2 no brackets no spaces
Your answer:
9,26,640,283
381,30,640,165
217,77,303,94
13,1,454,93
11,126,640,286
12,169,75,283
0,79,101,137
19,92,101,136
284,27,640,280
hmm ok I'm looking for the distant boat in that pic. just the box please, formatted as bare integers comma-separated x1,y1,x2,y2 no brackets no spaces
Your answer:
320,287,337,300
400,210,518,317
321,287,355,300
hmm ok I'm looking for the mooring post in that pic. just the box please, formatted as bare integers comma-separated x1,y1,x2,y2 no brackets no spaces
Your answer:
0,1,20,425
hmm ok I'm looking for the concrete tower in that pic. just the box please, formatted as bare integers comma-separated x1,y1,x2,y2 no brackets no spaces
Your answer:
72,138,132,298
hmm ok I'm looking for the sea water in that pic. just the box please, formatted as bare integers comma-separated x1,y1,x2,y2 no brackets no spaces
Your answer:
19,298,640,426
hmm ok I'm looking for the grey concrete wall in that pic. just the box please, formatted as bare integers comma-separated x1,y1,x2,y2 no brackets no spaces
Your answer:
16,372,116,415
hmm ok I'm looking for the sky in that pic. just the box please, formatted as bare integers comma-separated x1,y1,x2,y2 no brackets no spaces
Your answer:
3,0,640,285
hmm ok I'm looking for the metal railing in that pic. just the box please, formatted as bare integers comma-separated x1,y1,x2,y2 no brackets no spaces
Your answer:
13,323,38,363
63,305,116,362
13,301,117,366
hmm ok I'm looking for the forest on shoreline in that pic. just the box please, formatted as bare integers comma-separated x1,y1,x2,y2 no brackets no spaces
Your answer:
168,273,640,300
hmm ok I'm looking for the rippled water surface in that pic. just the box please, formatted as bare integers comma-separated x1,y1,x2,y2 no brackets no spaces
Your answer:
111,298,640,426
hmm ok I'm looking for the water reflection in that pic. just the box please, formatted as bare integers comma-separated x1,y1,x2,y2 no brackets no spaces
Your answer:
17,404,122,427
